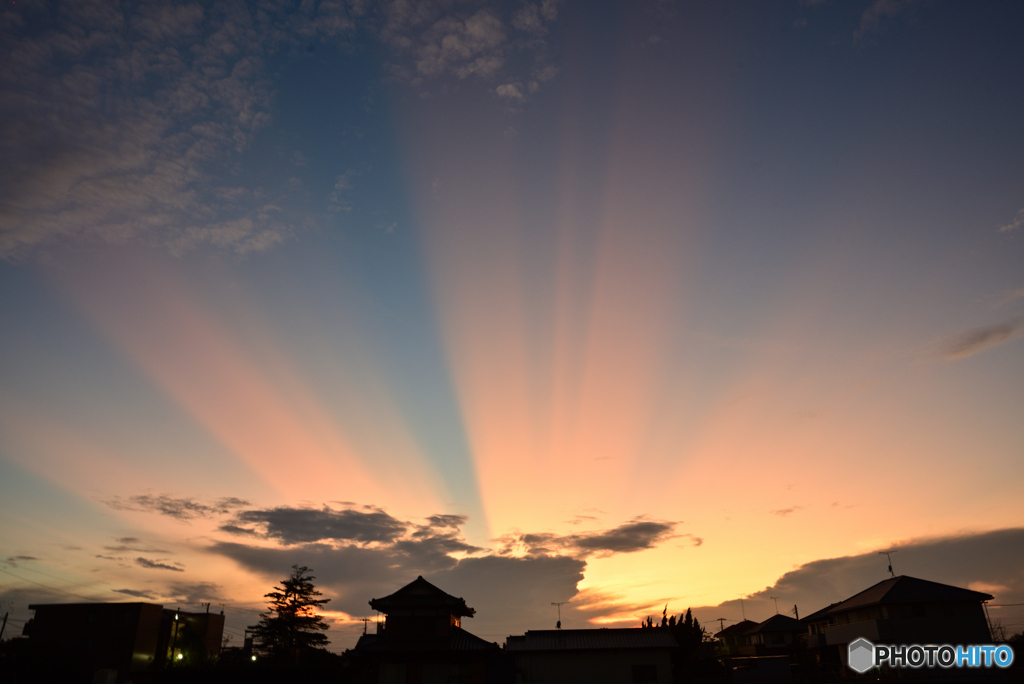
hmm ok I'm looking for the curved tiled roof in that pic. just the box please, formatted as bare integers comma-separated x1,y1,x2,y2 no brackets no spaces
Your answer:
368,576,476,617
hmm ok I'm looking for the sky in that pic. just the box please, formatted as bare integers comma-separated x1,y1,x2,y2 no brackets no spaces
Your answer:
1,0,1023,653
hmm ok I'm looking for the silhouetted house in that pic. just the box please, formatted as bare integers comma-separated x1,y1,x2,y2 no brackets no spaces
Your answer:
801,576,993,669
505,628,677,684
351,576,511,684
715,620,758,656
22,602,223,682
24,602,163,681
741,615,804,656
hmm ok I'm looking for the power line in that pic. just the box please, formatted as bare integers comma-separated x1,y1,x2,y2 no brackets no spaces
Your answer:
0,567,110,602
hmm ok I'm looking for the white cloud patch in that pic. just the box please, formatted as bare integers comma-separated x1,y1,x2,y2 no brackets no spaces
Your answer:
496,82,526,100
998,208,1024,233
379,0,559,89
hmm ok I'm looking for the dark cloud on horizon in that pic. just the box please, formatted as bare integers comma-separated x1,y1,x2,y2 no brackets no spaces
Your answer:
688,528,1024,631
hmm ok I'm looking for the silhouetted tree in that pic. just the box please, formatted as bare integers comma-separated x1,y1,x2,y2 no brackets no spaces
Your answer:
249,565,331,661
641,607,707,653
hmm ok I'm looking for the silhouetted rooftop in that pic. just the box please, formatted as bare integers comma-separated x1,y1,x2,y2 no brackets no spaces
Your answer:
368,576,475,617
715,619,758,638
746,614,803,633
505,628,677,651
810,576,993,618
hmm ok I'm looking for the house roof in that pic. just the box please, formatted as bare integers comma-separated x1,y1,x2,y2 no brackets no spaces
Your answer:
746,614,803,634
505,628,677,652
715,620,758,638
368,576,475,617
806,576,993,620
355,626,499,653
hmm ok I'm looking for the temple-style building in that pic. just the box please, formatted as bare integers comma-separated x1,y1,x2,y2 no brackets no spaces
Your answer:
352,576,512,684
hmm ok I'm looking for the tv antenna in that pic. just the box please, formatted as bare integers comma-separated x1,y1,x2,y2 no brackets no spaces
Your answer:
769,596,780,614
552,601,570,629
879,550,898,578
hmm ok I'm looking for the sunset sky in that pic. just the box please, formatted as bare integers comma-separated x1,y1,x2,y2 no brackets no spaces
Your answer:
1,0,1023,652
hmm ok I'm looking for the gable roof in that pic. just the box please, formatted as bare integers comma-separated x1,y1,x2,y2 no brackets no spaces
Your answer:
747,614,803,634
369,576,476,617
715,620,758,638
505,628,677,652
807,576,993,620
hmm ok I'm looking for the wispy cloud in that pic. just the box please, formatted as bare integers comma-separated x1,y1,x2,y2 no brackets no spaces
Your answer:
854,0,919,41
105,494,249,521
114,588,158,600
497,518,681,558
771,506,802,517
135,557,184,572
930,317,1024,361
998,208,1024,233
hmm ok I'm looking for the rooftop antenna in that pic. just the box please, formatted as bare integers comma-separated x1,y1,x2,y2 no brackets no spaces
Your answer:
552,601,570,629
769,596,780,614
740,598,746,620
359,618,371,635
879,550,898,578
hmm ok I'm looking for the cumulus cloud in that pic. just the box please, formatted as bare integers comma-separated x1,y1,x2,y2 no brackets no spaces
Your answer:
104,494,249,521
222,505,410,545
854,0,919,41
930,317,1024,361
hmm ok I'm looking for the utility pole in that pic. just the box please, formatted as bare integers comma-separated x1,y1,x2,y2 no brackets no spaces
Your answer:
879,550,898,578
552,601,570,629
0,612,8,641
714,617,728,633
792,605,799,620
169,609,180,666
360,618,371,635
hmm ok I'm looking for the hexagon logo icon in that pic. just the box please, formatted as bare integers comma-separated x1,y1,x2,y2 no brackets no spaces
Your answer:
848,638,875,673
